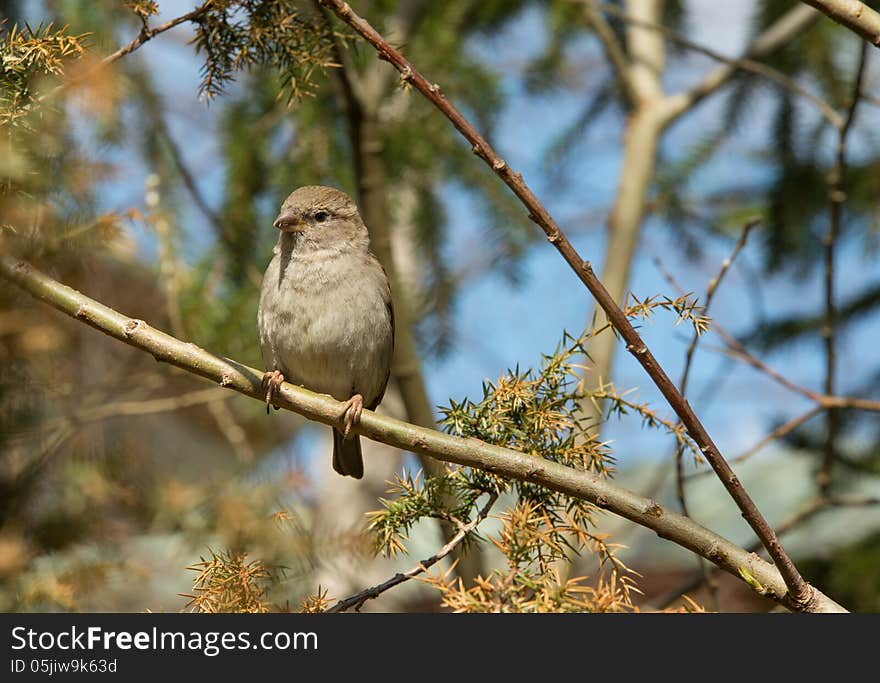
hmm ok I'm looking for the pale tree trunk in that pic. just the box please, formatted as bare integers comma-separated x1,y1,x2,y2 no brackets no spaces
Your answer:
583,106,665,409
583,0,667,422
580,2,819,425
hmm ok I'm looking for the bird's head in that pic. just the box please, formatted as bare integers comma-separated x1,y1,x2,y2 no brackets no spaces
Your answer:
273,186,369,250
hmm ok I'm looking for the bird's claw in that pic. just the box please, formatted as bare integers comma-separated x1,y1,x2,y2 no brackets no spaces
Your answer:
262,370,285,414
339,394,364,440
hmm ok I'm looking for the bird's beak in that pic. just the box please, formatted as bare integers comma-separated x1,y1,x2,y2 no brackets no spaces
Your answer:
273,212,305,233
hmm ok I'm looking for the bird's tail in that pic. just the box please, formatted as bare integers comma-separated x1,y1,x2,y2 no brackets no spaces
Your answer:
332,428,364,479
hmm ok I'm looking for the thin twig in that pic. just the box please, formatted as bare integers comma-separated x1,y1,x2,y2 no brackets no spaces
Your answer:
818,43,868,495
709,331,880,412
42,387,230,429
672,219,757,611
665,6,824,122
318,0,816,610
656,253,880,483
654,256,823,405
708,334,819,402
821,395,880,411
674,219,758,511
697,336,880,405
0,255,846,612
655,255,880,411
102,2,215,65
686,406,825,481
764,495,880,542
327,493,498,613
37,1,215,106
673,222,758,496
581,3,838,126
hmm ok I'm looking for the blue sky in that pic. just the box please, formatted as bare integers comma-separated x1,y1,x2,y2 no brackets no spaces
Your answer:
70,1,880,480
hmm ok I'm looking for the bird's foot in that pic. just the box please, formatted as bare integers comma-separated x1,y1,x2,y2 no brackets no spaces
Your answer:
339,393,364,439
262,370,285,414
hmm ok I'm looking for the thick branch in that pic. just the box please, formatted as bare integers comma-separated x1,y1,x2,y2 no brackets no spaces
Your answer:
0,255,845,612
624,0,666,101
801,0,880,46
315,0,815,607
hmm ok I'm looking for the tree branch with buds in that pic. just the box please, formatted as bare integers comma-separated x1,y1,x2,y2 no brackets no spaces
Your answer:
0,255,846,612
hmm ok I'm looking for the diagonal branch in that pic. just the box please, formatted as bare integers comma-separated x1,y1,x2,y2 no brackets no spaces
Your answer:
674,219,758,516
38,2,216,106
671,219,757,610
801,0,880,46
317,0,816,610
327,492,498,613
0,254,845,613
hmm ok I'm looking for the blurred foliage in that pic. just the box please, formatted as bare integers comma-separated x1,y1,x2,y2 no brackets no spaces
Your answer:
420,500,640,612
182,549,274,613
799,532,880,612
1,0,879,614
364,329,641,612
0,21,89,128
0,0,556,613
655,2,880,273
191,0,337,101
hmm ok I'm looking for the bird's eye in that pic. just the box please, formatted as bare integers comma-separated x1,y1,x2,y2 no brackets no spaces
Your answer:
314,210,330,223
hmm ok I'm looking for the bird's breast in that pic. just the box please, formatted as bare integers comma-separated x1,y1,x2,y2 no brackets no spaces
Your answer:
258,248,392,403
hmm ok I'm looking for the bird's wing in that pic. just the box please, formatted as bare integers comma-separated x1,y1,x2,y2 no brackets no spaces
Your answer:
368,258,394,411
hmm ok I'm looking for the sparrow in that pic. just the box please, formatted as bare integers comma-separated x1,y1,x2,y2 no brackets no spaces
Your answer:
258,186,394,479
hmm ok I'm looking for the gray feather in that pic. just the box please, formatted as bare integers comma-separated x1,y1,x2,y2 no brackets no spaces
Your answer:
258,186,394,478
